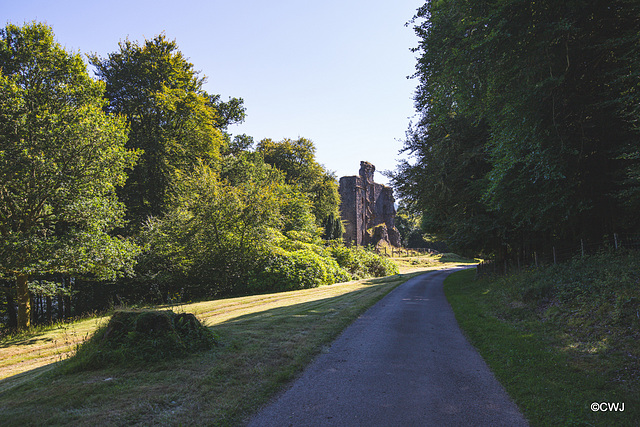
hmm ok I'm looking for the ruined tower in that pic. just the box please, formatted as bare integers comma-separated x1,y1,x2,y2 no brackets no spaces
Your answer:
338,161,401,247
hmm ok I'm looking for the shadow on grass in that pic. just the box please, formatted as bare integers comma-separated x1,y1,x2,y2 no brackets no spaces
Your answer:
0,335,56,349
0,270,433,409
0,363,59,395
211,270,448,330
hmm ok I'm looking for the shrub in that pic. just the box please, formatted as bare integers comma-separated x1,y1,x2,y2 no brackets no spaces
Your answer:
330,246,399,279
62,309,216,372
249,248,351,293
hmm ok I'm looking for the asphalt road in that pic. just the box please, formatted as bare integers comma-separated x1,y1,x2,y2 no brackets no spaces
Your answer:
247,267,528,427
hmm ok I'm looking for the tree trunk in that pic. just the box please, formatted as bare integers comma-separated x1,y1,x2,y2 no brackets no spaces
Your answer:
5,290,17,328
64,294,71,319
58,293,64,319
16,274,31,330
46,296,53,324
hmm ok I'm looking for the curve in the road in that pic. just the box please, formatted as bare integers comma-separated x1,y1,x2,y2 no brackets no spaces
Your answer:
247,268,528,426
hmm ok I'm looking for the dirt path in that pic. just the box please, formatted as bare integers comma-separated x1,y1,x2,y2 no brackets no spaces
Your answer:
247,268,528,426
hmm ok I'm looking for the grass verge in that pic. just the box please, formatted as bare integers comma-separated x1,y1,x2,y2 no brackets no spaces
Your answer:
444,267,639,426
0,269,438,426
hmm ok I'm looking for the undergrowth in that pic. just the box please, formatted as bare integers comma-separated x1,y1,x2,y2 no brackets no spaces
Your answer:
490,250,640,374
447,250,640,426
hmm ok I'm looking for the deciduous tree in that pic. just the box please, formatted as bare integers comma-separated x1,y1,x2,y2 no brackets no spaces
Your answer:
394,0,640,256
0,23,139,329
90,35,229,229
257,137,340,226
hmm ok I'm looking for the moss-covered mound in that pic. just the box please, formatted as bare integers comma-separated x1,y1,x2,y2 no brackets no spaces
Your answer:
63,310,216,372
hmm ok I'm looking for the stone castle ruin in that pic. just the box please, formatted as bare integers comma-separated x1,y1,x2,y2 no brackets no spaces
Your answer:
338,161,401,247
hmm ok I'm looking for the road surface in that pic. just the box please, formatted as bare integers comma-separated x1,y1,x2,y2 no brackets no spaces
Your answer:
247,267,528,426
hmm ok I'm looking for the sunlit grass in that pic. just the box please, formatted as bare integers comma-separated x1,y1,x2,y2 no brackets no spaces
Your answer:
392,252,478,273
1,255,470,384
0,318,104,383
0,267,459,426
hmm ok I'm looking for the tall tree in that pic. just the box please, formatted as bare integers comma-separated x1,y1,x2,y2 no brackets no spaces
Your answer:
257,137,340,226
395,0,640,256
90,35,229,228
0,23,139,329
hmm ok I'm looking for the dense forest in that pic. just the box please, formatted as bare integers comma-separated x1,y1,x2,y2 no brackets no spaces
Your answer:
0,23,397,331
393,0,640,259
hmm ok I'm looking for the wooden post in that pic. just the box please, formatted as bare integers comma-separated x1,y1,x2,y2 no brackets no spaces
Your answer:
534,252,538,267
614,233,619,250
581,239,585,258
553,246,557,265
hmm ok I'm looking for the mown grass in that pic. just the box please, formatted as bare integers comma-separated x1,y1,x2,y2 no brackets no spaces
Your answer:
392,251,478,273
0,266,456,426
444,254,640,427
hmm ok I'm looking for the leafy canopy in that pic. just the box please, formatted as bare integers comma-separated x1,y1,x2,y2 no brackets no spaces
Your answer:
0,22,140,328
394,0,640,256
257,137,341,225
90,35,231,228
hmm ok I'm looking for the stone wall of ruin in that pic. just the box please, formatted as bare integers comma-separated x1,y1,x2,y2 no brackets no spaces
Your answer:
338,161,401,247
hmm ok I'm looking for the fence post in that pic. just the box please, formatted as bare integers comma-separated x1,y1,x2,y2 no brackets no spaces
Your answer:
553,247,556,265
534,252,538,267
614,233,619,250
581,239,585,258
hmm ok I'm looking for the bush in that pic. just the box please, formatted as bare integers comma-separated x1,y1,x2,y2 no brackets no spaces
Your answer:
330,246,399,279
249,247,351,293
62,309,216,372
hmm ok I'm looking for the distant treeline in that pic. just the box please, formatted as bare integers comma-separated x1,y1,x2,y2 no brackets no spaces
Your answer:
393,0,640,260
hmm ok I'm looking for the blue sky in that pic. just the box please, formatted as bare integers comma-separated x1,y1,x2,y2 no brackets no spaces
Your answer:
3,0,423,184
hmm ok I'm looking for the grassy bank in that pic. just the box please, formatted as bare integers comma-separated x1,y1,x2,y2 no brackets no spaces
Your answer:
444,252,639,426
1,266,454,426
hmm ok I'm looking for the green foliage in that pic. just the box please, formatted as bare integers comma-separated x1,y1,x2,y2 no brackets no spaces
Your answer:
141,153,396,296
90,35,227,228
496,250,640,316
247,241,398,294
207,94,246,131
395,0,640,256
139,158,288,296
330,246,399,279
249,247,351,293
394,204,419,245
257,137,341,226
394,204,447,250
322,211,344,241
0,23,140,329
63,310,216,372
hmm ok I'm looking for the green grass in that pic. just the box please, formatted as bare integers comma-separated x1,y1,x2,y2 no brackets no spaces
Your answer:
444,267,639,426
0,270,443,426
391,251,478,273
